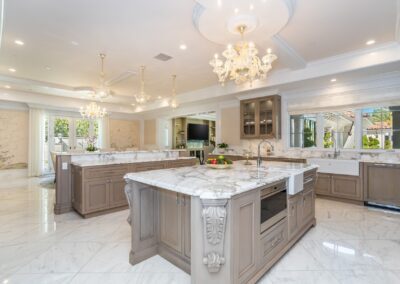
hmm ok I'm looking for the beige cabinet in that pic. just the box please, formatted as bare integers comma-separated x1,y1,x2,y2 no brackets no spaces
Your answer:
363,163,400,207
85,180,109,213
288,170,316,240
72,159,196,218
159,190,183,253
240,95,281,139
232,189,260,284
315,173,362,201
159,190,191,260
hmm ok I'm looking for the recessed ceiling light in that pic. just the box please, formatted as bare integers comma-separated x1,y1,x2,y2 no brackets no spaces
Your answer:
8,68,16,73
217,0,222,7
14,39,24,46
157,96,162,99
330,78,337,82
179,44,187,50
249,4,254,10
45,66,52,71
131,103,135,106
4,85,11,89
366,40,376,46
234,8,239,13
70,41,79,46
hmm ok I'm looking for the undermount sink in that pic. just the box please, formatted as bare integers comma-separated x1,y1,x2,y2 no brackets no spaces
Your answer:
307,158,359,176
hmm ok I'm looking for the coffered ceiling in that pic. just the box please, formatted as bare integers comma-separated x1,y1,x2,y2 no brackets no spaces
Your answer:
0,0,399,113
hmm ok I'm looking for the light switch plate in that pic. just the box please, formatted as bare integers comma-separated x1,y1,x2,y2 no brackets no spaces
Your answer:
62,162,68,170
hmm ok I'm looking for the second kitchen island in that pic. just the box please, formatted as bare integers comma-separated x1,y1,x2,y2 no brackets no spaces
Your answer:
125,162,318,284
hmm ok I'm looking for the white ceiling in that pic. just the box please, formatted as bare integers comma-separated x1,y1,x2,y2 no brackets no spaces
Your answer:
0,0,399,113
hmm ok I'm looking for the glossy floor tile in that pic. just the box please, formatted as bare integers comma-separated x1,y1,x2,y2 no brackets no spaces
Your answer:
0,174,400,283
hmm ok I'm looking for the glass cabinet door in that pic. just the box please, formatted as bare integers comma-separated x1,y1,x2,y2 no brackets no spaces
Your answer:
242,101,257,136
259,98,273,136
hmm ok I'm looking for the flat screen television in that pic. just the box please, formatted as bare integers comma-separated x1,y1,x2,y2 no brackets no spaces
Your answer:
187,123,209,140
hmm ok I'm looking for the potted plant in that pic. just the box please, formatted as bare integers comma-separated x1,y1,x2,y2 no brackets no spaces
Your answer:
217,142,229,153
85,136,98,152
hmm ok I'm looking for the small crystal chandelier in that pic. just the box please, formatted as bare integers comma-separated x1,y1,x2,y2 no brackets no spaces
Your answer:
96,53,111,99
209,25,277,86
170,75,178,109
80,102,107,120
134,66,150,104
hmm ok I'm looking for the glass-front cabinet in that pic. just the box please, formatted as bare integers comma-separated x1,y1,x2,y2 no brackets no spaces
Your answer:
240,95,281,139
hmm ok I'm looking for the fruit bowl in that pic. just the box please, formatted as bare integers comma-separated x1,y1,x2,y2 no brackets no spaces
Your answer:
205,155,233,169
206,163,233,169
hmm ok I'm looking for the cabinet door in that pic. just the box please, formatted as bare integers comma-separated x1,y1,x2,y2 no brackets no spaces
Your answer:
258,98,274,138
287,196,299,240
241,100,258,138
364,163,400,206
315,173,331,195
159,190,182,253
232,190,259,283
301,189,315,226
182,195,191,259
84,180,109,213
331,175,362,201
109,178,128,207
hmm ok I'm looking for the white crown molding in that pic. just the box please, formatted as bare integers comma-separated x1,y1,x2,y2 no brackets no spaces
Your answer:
0,88,140,118
0,100,28,111
236,88,279,101
272,35,307,70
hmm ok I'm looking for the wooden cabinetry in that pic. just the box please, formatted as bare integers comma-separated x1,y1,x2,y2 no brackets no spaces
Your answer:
363,162,400,207
240,95,281,139
72,158,196,218
158,190,191,268
288,170,316,240
315,172,362,201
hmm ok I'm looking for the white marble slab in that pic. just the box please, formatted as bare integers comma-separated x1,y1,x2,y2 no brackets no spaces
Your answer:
71,156,195,167
125,162,318,199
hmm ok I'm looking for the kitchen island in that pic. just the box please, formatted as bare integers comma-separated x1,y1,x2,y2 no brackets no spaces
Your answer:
124,162,318,283
53,150,195,215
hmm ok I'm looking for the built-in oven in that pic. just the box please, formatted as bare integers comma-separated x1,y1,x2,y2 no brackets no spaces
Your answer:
260,182,287,233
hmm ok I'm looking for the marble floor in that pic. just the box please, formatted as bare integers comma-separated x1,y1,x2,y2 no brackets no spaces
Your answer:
1,172,400,284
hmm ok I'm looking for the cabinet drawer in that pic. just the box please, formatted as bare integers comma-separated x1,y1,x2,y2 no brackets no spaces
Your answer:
135,162,166,172
260,218,288,264
84,165,128,179
166,159,195,168
262,181,286,196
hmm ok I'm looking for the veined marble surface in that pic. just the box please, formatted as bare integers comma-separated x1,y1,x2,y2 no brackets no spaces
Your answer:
71,157,195,168
124,162,318,199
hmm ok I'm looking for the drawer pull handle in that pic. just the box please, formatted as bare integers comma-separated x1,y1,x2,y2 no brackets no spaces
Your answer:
304,177,314,184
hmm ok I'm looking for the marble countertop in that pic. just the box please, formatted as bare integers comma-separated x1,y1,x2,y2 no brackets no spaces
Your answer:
125,161,318,199
71,156,195,167
52,149,186,156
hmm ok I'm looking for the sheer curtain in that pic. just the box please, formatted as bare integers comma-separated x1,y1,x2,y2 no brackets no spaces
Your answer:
98,115,110,149
28,108,45,177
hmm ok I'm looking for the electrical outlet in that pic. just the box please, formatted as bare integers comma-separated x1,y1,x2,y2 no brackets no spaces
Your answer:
62,162,68,170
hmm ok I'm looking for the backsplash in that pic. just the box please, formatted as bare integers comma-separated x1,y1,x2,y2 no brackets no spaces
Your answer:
214,139,400,163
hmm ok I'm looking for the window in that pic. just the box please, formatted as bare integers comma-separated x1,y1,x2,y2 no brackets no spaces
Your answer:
290,114,317,148
362,106,400,149
323,111,355,149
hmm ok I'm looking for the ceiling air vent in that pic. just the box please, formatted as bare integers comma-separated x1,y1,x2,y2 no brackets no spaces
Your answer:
154,53,173,61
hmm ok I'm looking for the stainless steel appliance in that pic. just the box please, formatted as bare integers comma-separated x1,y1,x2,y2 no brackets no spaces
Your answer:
260,183,287,233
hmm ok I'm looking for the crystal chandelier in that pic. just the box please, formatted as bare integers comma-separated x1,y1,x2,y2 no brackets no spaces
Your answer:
95,53,111,99
134,66,150,104
209,25,277,86
170,74,178,109
80,102,107,120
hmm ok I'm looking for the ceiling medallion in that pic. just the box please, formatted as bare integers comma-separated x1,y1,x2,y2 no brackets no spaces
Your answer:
209,25,277,86
95,53,112,99
170,74,178,109
134,66,150,104
80,102,107,120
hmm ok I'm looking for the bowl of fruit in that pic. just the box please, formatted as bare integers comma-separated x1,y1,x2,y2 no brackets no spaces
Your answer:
206,155,233,169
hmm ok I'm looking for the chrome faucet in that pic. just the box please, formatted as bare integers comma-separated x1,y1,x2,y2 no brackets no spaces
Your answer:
257,140,275,168
332,131,340,159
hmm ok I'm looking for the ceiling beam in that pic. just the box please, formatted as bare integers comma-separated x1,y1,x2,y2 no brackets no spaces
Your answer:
272,35,307,70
